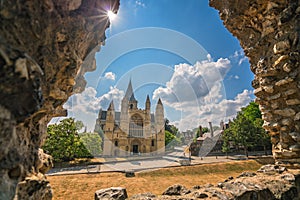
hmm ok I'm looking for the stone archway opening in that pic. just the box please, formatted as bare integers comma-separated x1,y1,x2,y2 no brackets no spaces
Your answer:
0,0,300,199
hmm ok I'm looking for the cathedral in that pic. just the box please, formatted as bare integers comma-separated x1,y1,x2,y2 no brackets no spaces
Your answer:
95,80,165,156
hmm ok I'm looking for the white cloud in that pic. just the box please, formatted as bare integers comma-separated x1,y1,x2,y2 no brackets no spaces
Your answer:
172,89,253,131
153,56,253,131
153,58,231,110
104,72,116,81
63,86,124,131
231,49,248,66
227,75,240,80
135,0,146,8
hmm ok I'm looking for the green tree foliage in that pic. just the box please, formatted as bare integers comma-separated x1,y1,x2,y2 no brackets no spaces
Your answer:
164,119,181,148
195,126,209,138
165,130,181,149
79,132,102,156
165,118,178,136
222,102,270,156
43,118,92,162
241,102,262,122
75,120,84,131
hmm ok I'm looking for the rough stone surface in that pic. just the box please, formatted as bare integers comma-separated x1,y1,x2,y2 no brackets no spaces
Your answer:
162,184,191,196
129,193,156,200
125,165,300,199
95,187,128,200
0,0,119,199
209,0,300,167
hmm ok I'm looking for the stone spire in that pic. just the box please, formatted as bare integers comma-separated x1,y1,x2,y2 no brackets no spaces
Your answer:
157,98,162,105
155,98,164,128
108,100,115,110
124,79,136,101
145,95,150,110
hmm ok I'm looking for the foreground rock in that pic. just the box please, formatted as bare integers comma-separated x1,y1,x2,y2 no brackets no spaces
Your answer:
0,0,119,199
210,0,300,167
95,187,128,200
162,184,190,196
122,165,300,199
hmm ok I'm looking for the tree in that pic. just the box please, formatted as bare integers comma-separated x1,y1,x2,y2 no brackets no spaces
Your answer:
165,130,181,149
164,119,181,149
79,132,102,156
243,102,270,154
225,113,257,157
195,126,209,138
241,101,262,122
165,118,178,136
43,118,91,162
222,102,270,157
75,120,84,132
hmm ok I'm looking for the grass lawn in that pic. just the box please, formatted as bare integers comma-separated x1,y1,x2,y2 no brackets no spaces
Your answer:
48,160,262,200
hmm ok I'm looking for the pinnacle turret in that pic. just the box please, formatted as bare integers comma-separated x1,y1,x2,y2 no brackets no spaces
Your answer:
145,95,151,110
157,98,162,105
108,100,115,110
124,79,136,101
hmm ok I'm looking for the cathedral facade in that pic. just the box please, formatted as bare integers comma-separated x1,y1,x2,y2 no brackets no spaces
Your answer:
95,80,165,157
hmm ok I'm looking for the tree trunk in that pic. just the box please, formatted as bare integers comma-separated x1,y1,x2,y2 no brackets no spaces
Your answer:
244,147,249,157
264,145,267,156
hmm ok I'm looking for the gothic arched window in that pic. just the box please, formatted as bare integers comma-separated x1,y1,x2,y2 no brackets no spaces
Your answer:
129,114,143,137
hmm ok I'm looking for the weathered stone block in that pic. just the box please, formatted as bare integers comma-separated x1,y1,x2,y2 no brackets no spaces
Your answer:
284,89,297,96
282,118,293,126
286,99,300,105
295,112,300,121
290,144,300,152
162,184,190,196
283,63,292,72
95,187,128,200
273,55,289,68
275,78,293,87
273,40,290,54
274,109,296,117
267,93,281,101
263,85,274,93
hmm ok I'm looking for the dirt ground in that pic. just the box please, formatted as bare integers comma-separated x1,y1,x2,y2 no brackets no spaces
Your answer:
48,160,262,200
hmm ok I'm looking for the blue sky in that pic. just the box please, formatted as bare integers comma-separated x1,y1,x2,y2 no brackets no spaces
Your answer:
63,0,255,131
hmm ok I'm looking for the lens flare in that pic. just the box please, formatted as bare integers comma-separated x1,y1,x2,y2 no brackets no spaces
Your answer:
107,10,116,21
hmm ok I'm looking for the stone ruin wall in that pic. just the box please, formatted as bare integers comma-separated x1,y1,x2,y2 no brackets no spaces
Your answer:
210,0,300,167
0,0,119,199
0,0,299,199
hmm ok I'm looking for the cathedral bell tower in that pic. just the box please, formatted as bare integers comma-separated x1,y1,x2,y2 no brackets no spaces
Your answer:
155,98,165,153
144,95,151,138
106,100,115,132
103,100,115,156
120,79,137,133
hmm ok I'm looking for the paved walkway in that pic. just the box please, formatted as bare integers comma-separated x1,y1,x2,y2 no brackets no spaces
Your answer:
46,151,233,176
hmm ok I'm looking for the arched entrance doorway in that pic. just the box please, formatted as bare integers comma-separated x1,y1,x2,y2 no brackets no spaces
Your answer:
131,139,141,154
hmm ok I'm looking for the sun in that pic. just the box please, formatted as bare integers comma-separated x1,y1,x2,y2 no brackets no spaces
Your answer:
107,10,116,21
